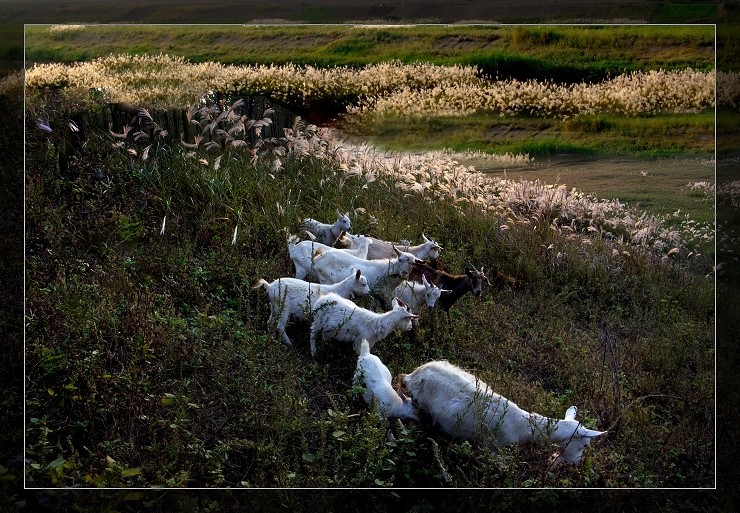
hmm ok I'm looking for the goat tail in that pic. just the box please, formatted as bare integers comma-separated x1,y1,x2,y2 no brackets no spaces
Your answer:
252,278,270,290
359,339,370,355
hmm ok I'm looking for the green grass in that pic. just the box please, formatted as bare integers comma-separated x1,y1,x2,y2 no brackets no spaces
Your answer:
340,111,715,158
24,24,715,81
22,89,715,488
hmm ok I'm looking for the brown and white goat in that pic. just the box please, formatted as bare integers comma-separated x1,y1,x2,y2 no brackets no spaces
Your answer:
409,263,488,316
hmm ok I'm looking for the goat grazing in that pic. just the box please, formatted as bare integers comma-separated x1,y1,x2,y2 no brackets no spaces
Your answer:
410,263,488,315
299,211,351,247
253,268,370,346
362,234,442,261
393,275,450,314
309,293,418,357
401,360,606,466
310,246,421,305
288,235,373,281
353,339,418,420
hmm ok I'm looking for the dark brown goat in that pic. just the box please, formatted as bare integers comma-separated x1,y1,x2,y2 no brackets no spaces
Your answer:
409,263,488,315
489,269,522,292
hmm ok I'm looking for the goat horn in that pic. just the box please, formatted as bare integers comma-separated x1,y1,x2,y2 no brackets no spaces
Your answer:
396,387,408,401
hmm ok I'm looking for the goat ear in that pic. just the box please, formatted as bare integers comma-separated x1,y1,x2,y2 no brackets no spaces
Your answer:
564,406,578,421
579,427,607,439
394,297,411,311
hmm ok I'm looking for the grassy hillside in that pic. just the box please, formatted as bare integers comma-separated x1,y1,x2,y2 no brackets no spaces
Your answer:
23,86,714,488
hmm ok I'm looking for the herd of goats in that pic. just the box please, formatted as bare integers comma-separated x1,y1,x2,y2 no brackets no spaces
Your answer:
254,211,606,470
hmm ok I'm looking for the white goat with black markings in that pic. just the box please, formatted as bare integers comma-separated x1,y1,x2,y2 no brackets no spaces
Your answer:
401,360,606,467
360,234,442,261
310,246,421,306
288,235,373,281
253,268,370,347
309,293,418,357
353,339,418,420
299,211,351,247
393,275,450,314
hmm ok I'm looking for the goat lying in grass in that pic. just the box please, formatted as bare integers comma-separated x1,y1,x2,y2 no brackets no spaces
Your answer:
310,246,421,307
288,234,373,281
409,263,488,316
253,268,370,346
310,293,418,357
393,274,450,314
299,211,351,247
353,339,418,421
402,360,606,466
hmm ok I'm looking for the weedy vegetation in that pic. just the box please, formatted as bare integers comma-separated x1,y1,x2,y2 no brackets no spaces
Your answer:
21,25,719,488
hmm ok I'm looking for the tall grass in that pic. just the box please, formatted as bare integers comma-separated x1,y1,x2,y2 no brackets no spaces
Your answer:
24,90,714,488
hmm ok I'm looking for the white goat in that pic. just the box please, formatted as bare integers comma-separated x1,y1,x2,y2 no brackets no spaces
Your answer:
309,293,418,357
401,360,606,466
310,246,421,305
288,235,373,281
362,234,442,261
253,268,370,346
353,339,418,420
299,211,351,247
393,275,450,314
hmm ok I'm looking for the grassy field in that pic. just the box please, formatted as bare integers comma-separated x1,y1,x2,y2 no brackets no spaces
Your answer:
339,111,715,158
19,23,720,493
24,24,715,82
470,156,714,224
337,110,716,225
